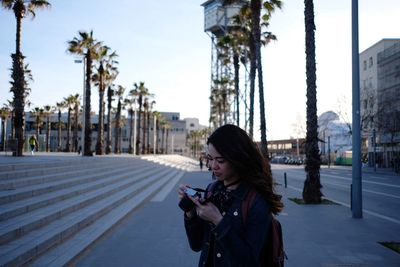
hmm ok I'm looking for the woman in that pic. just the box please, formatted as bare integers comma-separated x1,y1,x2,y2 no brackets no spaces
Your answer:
178,124,283,267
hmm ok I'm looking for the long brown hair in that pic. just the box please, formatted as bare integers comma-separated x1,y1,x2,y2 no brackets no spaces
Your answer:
207,124,283,214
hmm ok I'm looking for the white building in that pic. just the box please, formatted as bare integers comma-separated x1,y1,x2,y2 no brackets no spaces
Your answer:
318,111,352,164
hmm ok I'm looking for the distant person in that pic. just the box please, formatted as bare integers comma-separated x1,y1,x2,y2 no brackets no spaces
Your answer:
199,156,203,171
29,135,39,155
178,124,284,266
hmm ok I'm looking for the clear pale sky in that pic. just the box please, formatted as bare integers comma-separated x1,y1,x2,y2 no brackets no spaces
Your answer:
1,0,399,140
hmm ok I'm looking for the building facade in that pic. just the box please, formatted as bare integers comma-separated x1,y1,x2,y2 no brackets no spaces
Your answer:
360,39,400,170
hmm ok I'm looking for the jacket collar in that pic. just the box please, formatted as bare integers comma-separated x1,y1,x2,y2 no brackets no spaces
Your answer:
231,181,251,200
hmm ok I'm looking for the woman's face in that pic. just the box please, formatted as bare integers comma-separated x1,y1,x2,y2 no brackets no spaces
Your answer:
207,143,238,184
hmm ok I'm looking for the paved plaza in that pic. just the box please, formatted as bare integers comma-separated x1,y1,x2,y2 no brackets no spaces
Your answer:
0,153,399,266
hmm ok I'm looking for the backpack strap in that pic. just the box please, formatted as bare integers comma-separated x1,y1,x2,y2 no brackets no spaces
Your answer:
241,188,257,225
205,181,218,200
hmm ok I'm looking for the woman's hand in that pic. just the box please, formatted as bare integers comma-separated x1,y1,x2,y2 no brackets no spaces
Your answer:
177,184,189,200
178,184,196,218
189,195,223,225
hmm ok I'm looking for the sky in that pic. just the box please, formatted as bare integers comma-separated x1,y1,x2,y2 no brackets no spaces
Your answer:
1,0,400,141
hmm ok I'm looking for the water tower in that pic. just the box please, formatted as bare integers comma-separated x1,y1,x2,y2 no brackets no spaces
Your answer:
201,0,245,126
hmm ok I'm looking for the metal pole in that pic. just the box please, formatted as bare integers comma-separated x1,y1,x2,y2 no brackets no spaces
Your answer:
328,136,331,168
153,115,156,155
351,0,363,218
373,128,376,172
284,172,287,188
133,102,137,155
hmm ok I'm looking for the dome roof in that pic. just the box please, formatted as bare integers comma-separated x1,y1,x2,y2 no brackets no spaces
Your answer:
318,111,339,125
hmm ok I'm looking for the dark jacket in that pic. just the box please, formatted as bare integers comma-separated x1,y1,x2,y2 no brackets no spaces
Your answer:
184,182,271,267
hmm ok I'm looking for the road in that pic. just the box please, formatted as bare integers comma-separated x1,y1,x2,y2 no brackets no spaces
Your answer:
271,164,400,224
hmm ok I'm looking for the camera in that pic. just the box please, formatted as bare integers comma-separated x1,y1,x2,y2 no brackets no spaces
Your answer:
178,187,205,212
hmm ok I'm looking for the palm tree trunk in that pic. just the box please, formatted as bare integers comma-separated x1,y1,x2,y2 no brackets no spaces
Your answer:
161,128,165,154
73,103,79,152
83,53,92,156
66,108,71,152
251,0,269,157
106,86,112,154
302,0,322,203
233,53,240,126
165,129,169,154
11,52,26,156
147,112,150,153
128,109,134,154
13,3,24,54
114,100,121,154
142,110,146,154
248,38,256,138
11,6,26,156
96,89,105,155
46,117,50,152
57,109,62,151
136,100,142,155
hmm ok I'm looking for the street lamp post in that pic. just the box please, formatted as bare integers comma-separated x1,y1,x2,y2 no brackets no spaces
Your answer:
133,101,137,156
153,115,157,155
74,58,86,156
351,0,363,218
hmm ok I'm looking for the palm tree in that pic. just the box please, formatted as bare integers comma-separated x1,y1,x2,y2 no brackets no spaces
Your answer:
93,45,118,155
1,0,50,156
165,123,171,154
114,85,125,154
217,18,249,127
67,30,102,156
152,111,162,154
158,116,168,154
248,0,282,157
146,100,156,153
71,94,80,152
131,82,150,155
124,95,136,154
63,95,75,152
105,85,114,154
302,0,322,203
55,101,65,151
43,105,53,152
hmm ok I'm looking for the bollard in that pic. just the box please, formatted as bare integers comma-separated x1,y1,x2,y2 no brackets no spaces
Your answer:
284,172,287,188
350,184,353,211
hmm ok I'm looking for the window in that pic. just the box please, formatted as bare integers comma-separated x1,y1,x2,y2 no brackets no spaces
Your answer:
369,57,373,67
363,60,367,70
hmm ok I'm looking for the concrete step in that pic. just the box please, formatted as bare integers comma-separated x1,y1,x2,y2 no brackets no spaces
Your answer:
0,166,169,245
0,162,154,221
0,157,99,173
0,159,109,180
0,165,182,267
0,160,137,190
0,160,151,205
